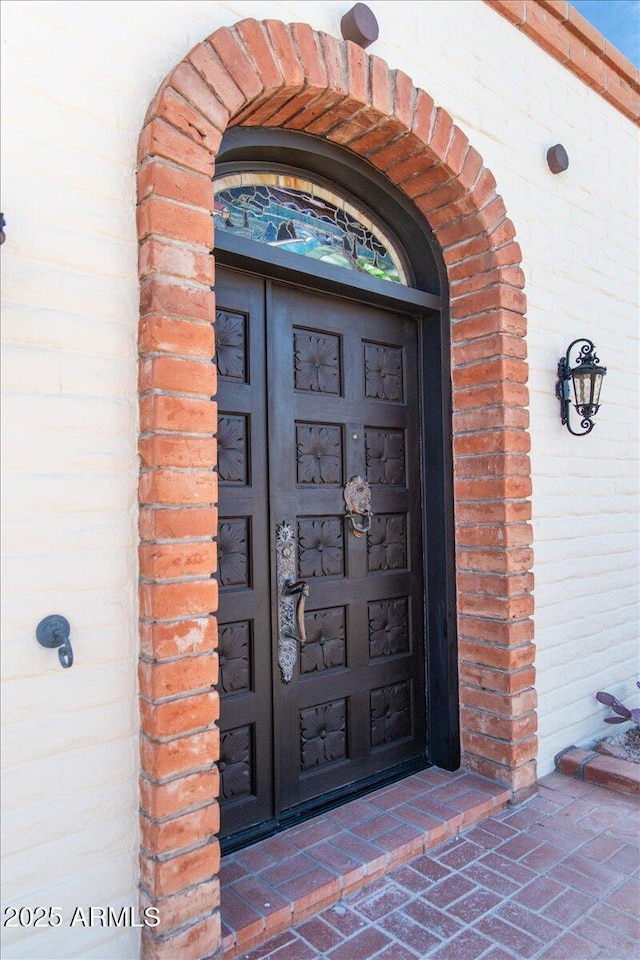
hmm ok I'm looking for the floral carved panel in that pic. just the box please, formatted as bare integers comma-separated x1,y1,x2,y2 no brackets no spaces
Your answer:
367,515,407,572
363,342,403,402
365,429,405,485
296,424,342,485
216,310,247,382
294,329,341,395
298,518,344,578
219,621,251,694
301,607,346,674
218,415,248,484
368,599,409,659
220,726,254,801
370,682,411,747
300,699,347,771
218,519,250,588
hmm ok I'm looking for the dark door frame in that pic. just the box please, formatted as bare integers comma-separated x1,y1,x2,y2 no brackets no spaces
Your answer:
215,128,460,786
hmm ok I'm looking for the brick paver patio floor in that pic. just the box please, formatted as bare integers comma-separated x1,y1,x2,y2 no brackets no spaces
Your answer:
224,771,639,960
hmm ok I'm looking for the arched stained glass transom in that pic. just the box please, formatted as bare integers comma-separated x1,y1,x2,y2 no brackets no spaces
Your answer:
214,172,409,284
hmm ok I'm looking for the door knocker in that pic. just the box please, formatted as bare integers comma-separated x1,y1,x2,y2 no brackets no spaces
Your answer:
344,476,373,537
275,522,310,683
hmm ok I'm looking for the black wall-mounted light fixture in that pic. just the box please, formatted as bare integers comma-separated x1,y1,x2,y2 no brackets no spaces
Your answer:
556,339,607,436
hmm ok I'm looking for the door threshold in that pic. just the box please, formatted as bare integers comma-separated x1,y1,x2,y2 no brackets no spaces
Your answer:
220,766,509,959
221,758,430,856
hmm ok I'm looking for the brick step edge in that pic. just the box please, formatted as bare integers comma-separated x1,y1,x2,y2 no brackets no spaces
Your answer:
555,745,640,797
221,785,511,959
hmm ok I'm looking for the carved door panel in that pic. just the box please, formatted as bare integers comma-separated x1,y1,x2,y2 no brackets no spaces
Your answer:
216,268,426,847
270,283,426,816
215,269,274,840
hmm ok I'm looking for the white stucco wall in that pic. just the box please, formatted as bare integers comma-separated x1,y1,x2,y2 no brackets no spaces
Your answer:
1,1,637,957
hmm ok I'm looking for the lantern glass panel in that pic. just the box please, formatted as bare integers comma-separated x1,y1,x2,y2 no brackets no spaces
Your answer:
572,369,595,407
591,371,604,408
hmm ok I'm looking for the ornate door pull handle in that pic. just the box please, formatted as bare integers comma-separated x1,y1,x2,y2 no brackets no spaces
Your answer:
276,523,310,682
344,476,373,537
282,579,310,645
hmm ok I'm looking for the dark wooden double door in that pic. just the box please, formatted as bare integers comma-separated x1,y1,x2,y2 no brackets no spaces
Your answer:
216,266,427,848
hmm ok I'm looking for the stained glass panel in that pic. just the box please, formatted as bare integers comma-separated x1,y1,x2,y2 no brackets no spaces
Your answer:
214,172,408,285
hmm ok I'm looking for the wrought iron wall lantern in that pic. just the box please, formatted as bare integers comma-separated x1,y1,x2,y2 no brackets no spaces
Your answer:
556,338,607,436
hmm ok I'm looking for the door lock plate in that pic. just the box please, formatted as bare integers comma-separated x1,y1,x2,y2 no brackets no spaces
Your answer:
276,522,309,683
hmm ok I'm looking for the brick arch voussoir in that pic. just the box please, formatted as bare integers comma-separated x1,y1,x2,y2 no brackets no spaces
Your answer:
137,21,535,881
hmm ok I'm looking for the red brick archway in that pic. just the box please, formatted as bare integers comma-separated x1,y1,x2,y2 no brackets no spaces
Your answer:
137,18,535,958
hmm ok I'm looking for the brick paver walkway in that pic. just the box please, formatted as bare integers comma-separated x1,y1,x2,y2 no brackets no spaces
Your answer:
232,772,639,960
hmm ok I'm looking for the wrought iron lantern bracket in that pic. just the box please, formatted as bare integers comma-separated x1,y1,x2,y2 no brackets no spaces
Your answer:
556,338,607,437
